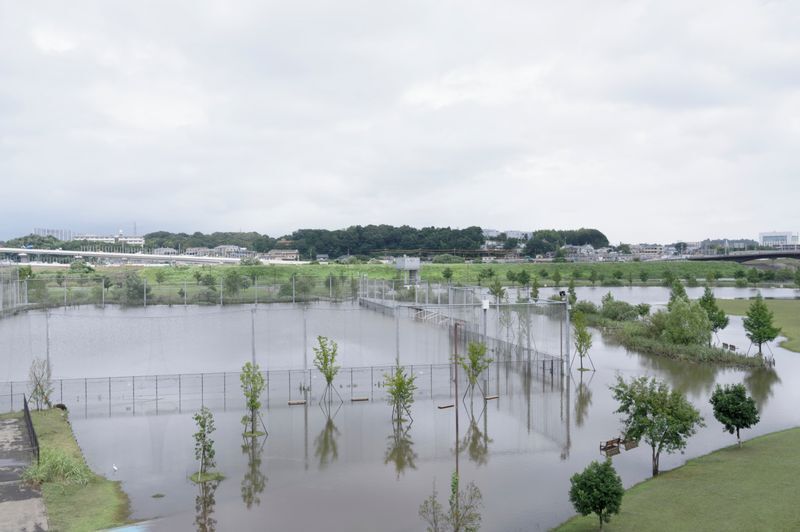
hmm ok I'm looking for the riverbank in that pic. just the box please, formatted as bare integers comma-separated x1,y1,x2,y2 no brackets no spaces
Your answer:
29,409,130,532
555,427,800,531
718,298,800,353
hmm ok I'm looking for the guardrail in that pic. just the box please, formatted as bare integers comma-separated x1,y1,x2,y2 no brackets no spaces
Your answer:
22,395,40,464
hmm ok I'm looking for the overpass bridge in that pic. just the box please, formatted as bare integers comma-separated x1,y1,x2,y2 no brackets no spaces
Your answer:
687,250,800,263
0,247,242,265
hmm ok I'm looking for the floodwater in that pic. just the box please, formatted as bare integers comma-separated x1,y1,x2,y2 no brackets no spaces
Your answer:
1,287,798,531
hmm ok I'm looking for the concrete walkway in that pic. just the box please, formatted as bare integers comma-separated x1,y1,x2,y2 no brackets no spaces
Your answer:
0,416,48,531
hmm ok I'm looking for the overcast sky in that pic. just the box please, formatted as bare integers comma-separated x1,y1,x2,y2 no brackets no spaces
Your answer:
1,1,798,244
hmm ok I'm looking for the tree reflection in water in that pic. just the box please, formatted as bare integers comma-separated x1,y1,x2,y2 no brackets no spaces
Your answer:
744,367,781,409
240,434,266,509
194,479,220,532
419,471,483,531
314,406,341,470
461,406,492,467
385,419,417,479
574,373,593,428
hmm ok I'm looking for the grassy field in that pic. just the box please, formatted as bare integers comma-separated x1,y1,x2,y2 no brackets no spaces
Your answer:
30,409,130,532
718,299,800,353
555,427,800,531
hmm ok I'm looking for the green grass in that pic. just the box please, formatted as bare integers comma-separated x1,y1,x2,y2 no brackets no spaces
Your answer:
717,299,800,353
555,427,800,531
190,471,225,483
30,409,130,532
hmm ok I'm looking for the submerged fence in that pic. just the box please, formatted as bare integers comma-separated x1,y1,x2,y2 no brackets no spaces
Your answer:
1,360,565,420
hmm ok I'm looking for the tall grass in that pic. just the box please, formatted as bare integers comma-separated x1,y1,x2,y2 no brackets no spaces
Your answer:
23,447,92,486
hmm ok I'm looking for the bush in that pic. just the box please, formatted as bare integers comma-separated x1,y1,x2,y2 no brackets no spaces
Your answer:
432,254,465,264
23,447,92,486
601,300,639,321
573,300,599,315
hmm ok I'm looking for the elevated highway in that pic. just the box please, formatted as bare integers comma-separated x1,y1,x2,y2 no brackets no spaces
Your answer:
687,250,800,263
0,247,241,265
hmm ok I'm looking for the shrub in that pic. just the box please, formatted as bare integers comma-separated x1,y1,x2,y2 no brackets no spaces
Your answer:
569,459,623,528
23,447,92,486
573,300,599,315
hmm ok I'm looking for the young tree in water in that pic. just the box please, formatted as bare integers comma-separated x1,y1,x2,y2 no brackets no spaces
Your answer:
569,459,624,530
530,275,540,300
442,267,453,284
314,336,341,403
384,365,417,421
240,362,266,436
192,407,221,482
698,286,729,344
743,294,781,356
28,358,53,410
667,280,688,310
567,278,577,306
487,278,505,305
419,471,483,532
458,342,492,398
572,312,593,371
710,384,759,446
611,376,703,476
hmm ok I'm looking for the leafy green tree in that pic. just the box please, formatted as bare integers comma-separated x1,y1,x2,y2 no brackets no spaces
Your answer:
314,336,341,402
487,278,505,304
516,270,531,291
612,270,623,280
667,280,688,311
55,272,65,287
627,271,634,287
458,342,492,398
384,365,417,420
120,271,150,306
662,269,675,287
698,286,729,343
193,270,203,285
611,376,704,476
743,294,781,356
746,268,760,287
567,278,577,306
530,276,540,300
223,269,245,297
192,407,220,482
155,269,166,285
635,303,651,317
572,311,593,371
569,460,624,530
240,362,266,436
639,270,649,283
794,268,800,288
506,271,517,285
710,384,760,446
442,267,453,284
661,298,712,346
589,270,598,287
552,269,562,287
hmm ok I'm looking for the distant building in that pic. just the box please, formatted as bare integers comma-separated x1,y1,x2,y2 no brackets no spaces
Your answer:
316,254,330,261
34,228,73,241
153,247,177,255
632,243,664,258
185,247,211,256
265,249,299,261
74,231,144,246
395,255,421,284
759,232,799,247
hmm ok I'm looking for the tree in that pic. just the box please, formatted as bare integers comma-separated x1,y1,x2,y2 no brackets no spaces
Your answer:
458,342,492,398
419,471,483,532
28,358,53,410
442,267,453,284
743,294,781,356
611,376,704,476
192,407,220,482
567,278,577,306
516,270,531,292
661,298,712,346
639,270,649,283
589,270,598,287
240,362,266,436
746,268,760,287
384,365,417,421
552,269,562,288
698,286,729,344
55,272,65,287
487,278,505,305
530,276,540,300
506,271,517,285
314,336,341,402
572,311,593,371
569,460,624,529
667,280,688,311
662,269,675,287
710,384,759,446
223,269,244,297
794,267,800,288
193,270,203,285
155,269,166,285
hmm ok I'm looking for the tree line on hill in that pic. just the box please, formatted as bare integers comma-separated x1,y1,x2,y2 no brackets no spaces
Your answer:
2,225,609,259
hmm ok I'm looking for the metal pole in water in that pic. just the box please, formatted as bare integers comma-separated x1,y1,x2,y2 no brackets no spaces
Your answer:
143,279,147,308
251,308,256,366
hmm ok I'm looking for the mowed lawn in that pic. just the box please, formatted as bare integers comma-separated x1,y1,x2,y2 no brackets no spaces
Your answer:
717,298,800,353
555,428,800,531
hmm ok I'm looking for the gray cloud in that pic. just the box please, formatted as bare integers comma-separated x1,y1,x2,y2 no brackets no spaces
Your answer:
1,0,798,243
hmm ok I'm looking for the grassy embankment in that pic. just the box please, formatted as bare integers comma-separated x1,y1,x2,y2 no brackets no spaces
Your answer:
555,427,800,531
29,409,130,532
717,298,800,353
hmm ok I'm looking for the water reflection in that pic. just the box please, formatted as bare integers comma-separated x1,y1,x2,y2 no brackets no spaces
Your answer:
637,353,719,397
240,435,266,509
744,367,781,409
384,419,417,479
461,407,492,466
574,373,593,428
419,472,483,531
314,413,340,470
194,479,219,532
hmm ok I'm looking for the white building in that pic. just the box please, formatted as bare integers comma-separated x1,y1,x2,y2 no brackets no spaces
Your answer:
265,249,299,261
759,232,799,247
74,231,145,246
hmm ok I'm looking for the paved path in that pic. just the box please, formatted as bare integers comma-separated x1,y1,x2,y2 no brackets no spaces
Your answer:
0,416,48,531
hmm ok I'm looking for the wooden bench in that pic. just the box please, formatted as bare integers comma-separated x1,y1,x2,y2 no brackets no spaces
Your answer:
600,438,621,452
